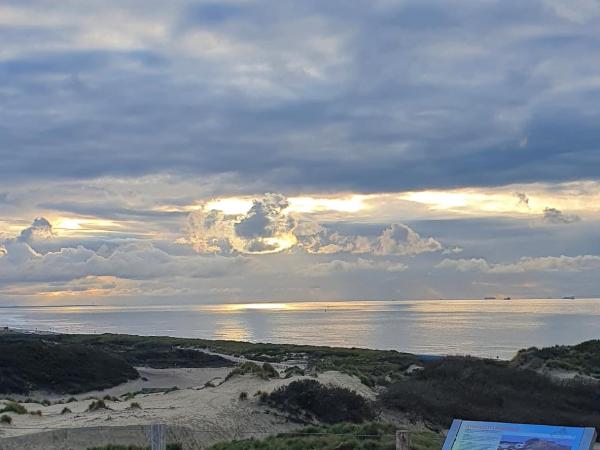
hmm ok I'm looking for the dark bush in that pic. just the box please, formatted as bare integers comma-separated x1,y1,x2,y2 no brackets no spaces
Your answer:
0,414,12,425
381,356,600,431
0,335,138,394
267,380,374,424
87,399,109,411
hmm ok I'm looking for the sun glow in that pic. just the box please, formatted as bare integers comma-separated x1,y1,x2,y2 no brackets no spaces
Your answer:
53,217,124,234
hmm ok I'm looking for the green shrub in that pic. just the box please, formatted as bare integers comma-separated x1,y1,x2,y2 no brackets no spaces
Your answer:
0,414,12,425
0,401,27,414
239,391,248,401
29,410,42,416
129,402,141,410
61,407,72,414
283,366,305,378
261,363,279,378
87,399,109,411
267,380,374,424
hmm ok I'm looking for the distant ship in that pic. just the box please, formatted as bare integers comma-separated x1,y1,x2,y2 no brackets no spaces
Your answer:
503,297,512,300
562,296,575,300
484,297,496,300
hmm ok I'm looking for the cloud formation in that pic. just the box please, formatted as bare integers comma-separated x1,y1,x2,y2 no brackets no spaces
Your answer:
188,194,443,256
304,258,408,276
437,255,600,273
2,1,600,193
18,217,54,243
542,207,581,224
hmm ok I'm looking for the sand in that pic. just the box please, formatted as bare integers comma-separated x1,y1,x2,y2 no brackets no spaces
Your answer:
0,367,375,449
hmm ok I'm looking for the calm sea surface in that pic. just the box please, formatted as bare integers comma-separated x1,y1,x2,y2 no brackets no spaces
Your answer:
2,299,600,359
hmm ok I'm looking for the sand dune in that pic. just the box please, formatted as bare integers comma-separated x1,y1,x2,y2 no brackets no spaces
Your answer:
0,368,375,449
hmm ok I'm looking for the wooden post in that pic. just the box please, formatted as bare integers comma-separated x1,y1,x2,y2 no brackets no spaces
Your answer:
149,423,166,450
396,429,410,450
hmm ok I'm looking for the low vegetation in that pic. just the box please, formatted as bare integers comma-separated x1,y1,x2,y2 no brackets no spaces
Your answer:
86,445,183,450
381,356,600,432
0,401,27,414
87,399,109,411
512,340,600,378
53,334,416,387
53,334,234,369
266,380,374,424
226,362,279,381
0,414,12,425
0,334,138,394
207,423,442,450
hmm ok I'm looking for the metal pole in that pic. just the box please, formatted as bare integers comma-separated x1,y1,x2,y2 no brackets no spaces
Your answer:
396,429,410,450
149,423,166,450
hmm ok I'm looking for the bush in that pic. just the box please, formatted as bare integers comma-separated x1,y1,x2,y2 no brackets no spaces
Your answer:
0,335,139,394
0,414,12,425
381,356,600,430
0,401,27,414
283,366,305,378
30,410,42,416
129,402,141,410
266,380,374,424
61,407,72,414
261,363,279,378
239,391,248,401
87,399,109,411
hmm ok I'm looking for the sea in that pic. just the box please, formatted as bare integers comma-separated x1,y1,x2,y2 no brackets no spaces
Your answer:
2,299,600,359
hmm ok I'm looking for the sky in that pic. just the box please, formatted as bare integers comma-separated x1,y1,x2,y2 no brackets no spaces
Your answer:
1,0,600,305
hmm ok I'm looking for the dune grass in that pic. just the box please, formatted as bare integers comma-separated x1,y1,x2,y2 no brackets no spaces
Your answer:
207,423,441,450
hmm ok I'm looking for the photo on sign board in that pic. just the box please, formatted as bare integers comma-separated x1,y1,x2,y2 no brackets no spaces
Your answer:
497,435,573,450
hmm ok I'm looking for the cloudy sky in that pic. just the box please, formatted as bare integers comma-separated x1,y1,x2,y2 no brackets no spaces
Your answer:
1,0,600,305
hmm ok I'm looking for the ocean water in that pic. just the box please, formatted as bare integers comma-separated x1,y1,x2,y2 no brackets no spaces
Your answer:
2,299,600,359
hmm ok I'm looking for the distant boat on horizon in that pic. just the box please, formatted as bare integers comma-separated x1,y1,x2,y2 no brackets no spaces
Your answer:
503,297,512,300
562,296,576,300
484,297,496,300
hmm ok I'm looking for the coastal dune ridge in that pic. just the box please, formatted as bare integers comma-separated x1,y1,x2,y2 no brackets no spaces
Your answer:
0,331,599,449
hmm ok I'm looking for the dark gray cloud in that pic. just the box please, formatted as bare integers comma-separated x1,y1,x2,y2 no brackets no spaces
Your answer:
18,217,54,242
1,0,600,193
543,207,581,224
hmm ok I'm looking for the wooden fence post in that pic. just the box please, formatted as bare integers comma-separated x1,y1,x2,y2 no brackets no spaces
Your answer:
149,423,166,450
396,429,410,450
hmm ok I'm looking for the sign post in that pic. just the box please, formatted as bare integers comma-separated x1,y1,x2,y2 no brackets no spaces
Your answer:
149,423,166,450
396,429,410,450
